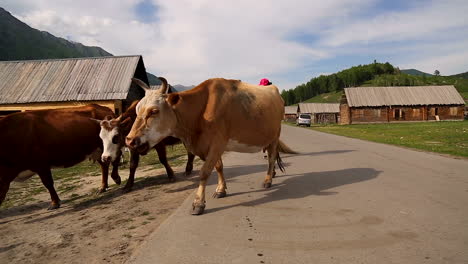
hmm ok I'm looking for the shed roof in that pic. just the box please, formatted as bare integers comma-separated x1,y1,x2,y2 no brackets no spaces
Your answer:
298,103,340,113
284,106,298,114
345,86,465,107
0,55,144,104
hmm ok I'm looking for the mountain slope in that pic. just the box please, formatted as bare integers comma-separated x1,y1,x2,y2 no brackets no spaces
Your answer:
0,7,111,60
449,71,468,79
401,69,433,76
0,7,166,85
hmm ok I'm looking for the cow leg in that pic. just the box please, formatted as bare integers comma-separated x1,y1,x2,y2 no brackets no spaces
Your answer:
0,167,16,206
185,151,195,176
155,143,176,182
264,140,279,188
123,150,140,192
97,160,110,193
212,159,227,198
0,181,10,207
192,148,224,215
37,169,60,210
110,149,122,185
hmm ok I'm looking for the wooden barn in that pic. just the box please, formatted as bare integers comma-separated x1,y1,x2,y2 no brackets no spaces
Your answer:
0,55,150,116
340,86,465,124
284,106,298,122
298,103,340,124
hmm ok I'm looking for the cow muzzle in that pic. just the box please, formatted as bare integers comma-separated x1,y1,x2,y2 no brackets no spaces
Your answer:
102,155,112,164
126,136,150,155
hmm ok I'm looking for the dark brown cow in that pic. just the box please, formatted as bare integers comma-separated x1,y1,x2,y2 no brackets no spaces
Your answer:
0,104,121,209
97,99,195,192
126,77,296,215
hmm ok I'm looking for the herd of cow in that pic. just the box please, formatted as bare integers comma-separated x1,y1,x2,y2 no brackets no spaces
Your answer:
0,77,295,215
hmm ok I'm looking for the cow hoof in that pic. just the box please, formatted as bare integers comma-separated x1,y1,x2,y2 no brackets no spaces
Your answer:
48,203,60,210
97,187,107,194
272,171,276,178
168,177,176,183
185,165,193,176
263,182,272,188
213,191,227,199
122,187,133,194
191,204,205,215
112,176,122,185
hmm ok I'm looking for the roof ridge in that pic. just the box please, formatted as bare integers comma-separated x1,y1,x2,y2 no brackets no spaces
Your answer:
0,55,141,64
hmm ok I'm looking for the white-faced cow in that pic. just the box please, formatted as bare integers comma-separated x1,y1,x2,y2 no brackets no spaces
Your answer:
96,99,195,192
126,77,296,215
0,105,121,210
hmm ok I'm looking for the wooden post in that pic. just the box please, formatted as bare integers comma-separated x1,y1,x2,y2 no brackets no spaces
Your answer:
387,107,390,123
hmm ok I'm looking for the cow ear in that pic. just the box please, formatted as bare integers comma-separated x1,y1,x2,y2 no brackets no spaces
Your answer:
131,78,150,92
166,93,180,108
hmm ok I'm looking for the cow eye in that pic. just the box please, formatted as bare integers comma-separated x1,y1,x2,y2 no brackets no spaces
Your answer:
112,135,119,144
149,109,159,116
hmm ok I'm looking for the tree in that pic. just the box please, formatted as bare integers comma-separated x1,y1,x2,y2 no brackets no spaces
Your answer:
434,70,440,76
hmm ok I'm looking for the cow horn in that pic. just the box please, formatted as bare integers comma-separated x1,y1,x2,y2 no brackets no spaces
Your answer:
131,78,150,92
90,118,103,124
158,77,169,94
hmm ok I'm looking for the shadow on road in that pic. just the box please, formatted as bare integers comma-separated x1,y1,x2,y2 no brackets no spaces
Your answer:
0,170,185,223
205,167,381,214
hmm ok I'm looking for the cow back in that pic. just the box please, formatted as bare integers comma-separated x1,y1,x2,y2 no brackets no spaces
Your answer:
0,104,115,172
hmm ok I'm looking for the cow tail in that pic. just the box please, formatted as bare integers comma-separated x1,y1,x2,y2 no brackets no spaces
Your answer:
276,153,285,173
277,139,297,154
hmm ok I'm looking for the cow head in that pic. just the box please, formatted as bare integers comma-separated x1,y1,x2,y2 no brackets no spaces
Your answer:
97,116,132,163
126,77,178,154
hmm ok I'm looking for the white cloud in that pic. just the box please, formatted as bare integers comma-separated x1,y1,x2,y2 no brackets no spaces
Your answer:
2,0,468,88
320,0,468,47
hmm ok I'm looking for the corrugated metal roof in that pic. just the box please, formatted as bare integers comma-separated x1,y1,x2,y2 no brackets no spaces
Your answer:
298,103,340,113
345,86,465,107
0,55,142,104
284,106,298,114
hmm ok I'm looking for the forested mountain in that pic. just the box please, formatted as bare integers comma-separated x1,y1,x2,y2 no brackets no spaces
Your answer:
449,71,468,79
283,62,468,105
281,62,395,105
401,69,433,76
0,7,162,85
0,7,111,60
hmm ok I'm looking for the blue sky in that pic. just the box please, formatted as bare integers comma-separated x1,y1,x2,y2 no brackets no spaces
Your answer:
2,0,468,90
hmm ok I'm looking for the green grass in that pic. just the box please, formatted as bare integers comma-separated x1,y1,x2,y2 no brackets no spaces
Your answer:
301,91,343,103
309,121,468,157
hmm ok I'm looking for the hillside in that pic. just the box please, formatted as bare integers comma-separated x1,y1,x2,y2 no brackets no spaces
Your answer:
298,72,468,104
281,62,395,105
450,71,468,79
0,7,161,85
401,69,433,76
0,7,111,60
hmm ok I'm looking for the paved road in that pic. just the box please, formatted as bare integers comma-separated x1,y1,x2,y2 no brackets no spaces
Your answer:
128,125,468,264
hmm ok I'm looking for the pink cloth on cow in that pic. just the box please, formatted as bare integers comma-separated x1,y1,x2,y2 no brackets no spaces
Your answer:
259,78,270,86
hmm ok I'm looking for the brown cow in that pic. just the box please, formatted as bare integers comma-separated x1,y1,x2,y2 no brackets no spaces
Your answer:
126,77,296,215
0,104,121,210
96,99,195,192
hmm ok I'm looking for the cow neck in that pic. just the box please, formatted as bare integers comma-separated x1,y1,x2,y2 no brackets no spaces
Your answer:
170,92,207,152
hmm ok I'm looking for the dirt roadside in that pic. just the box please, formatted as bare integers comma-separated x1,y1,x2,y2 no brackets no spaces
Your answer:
0,164,199,264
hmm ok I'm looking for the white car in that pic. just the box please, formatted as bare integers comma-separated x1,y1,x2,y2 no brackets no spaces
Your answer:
296,114,311,127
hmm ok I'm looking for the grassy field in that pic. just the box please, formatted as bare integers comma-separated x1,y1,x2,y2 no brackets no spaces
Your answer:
301,90,343,103
304,121,468,158
1,143,191,209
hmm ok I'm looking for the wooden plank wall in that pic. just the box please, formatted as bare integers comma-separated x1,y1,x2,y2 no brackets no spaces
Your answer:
0,100,122,114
